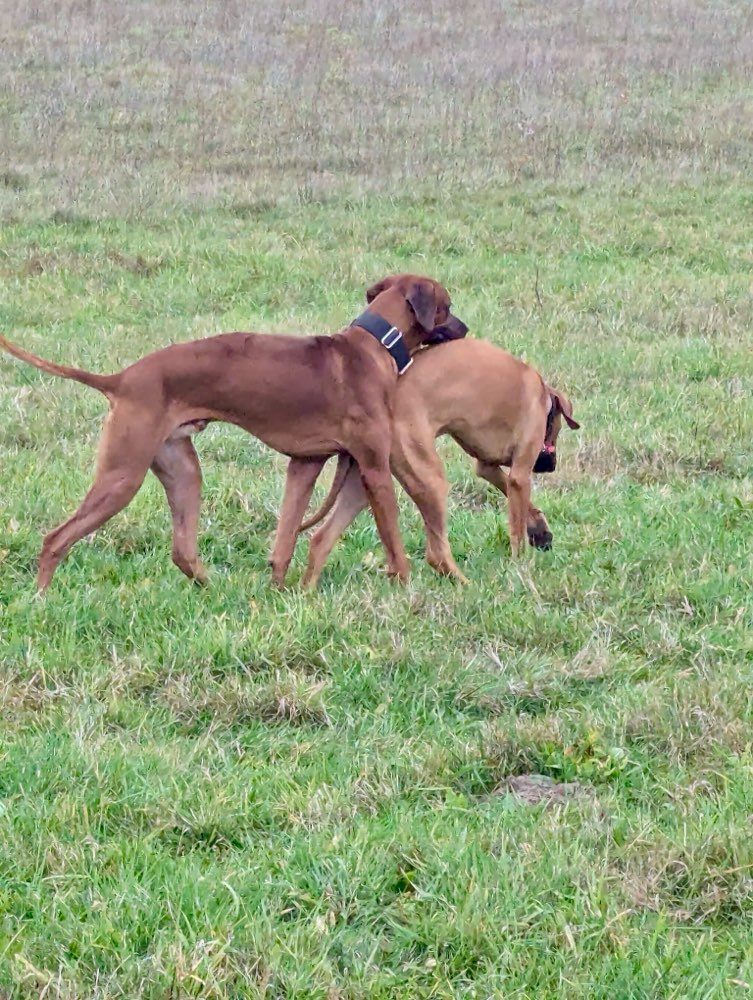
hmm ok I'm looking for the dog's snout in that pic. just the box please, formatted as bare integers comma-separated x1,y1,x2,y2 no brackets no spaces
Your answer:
530,531,553,551
447,315,469,339
533,449,557,474
425,314,469,345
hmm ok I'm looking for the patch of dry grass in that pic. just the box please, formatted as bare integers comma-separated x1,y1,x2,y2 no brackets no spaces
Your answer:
2,0,753,217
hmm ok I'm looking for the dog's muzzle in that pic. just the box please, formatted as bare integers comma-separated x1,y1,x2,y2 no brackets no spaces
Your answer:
533,394,560,473
533,442,557,473
425,314,469,345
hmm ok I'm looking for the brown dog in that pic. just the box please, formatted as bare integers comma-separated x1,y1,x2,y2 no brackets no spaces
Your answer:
0,274,466,591
274,338,579,586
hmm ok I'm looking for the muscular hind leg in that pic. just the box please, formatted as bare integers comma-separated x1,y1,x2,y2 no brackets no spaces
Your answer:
269,457,327,587
302,465,368,588
151,437,207,583
37,406,163,591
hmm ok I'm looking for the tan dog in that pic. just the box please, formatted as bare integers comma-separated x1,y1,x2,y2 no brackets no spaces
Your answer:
274,338,579,586
0,274,466,591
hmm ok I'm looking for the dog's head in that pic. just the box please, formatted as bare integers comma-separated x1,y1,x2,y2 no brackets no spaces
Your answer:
365,274,468,346
533,387,580,474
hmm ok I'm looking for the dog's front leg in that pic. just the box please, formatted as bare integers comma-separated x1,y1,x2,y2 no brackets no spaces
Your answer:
505,463,534,557
352,444,410,583
475,461,552,550
393,443,468,583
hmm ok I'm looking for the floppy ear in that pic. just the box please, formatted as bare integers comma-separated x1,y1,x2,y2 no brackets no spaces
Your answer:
365,278,390,304
406,280,438,332
551,388,580,430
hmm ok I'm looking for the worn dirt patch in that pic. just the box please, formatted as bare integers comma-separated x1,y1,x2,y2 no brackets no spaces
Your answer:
494,773,593,805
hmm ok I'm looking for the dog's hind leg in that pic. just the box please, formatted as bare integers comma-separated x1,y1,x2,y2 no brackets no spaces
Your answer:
151,437,208,583
475,461,552,550
302,464,368,588
37,407,163,591
269,457,327,587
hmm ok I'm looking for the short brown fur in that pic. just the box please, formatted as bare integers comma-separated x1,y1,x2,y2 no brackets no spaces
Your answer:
0,274,465,591
273,338,579,586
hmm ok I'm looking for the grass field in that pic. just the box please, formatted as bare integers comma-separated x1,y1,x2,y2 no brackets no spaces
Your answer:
1,2,753,997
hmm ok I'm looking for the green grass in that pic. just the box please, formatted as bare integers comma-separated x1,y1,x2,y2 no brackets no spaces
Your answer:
1,183,751,999
2,2,753,997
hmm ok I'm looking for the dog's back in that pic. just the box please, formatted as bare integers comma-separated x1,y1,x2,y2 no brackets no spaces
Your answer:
396,339,547,466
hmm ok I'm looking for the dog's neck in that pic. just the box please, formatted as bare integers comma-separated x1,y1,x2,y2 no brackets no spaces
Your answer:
364,288,429,353
351,309,413,375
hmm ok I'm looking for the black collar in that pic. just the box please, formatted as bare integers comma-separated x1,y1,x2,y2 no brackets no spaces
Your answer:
351,310,413,375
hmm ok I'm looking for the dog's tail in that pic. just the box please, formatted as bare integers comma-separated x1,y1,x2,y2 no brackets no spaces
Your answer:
0,335,119,398
298,453,354,533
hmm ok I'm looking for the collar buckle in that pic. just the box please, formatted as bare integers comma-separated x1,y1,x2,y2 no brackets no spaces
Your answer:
380,326,402,350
